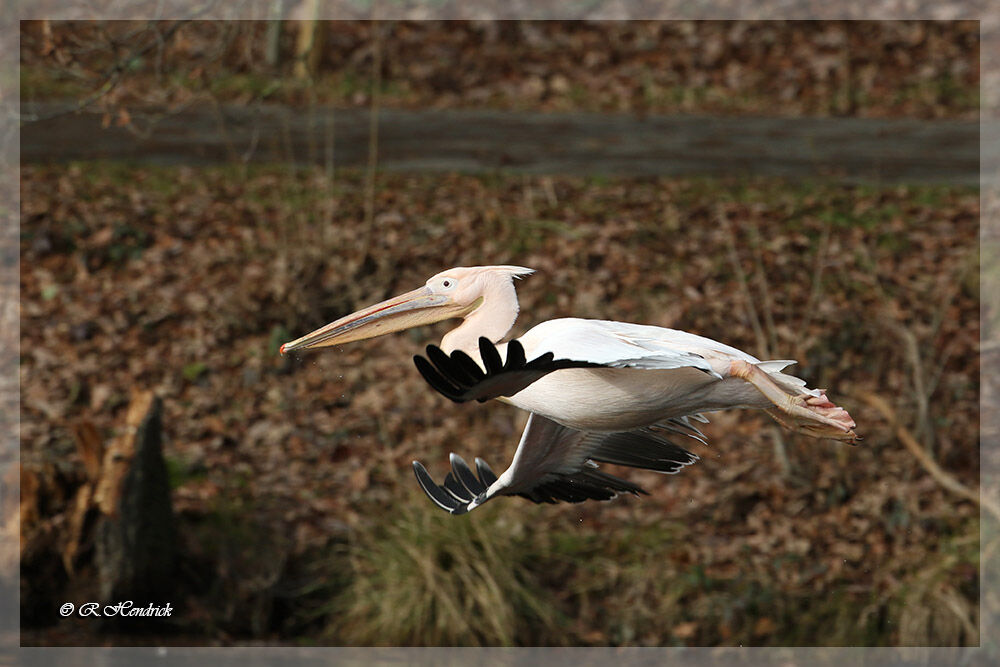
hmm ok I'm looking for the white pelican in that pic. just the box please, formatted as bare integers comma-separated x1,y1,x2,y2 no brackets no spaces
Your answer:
281,265,857,514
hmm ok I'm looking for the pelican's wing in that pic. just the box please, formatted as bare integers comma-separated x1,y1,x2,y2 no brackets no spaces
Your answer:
416,319,741,405
653,414,711,444
413,337,603,403
518,318,745,375
411,413,700,515
413,319,727,404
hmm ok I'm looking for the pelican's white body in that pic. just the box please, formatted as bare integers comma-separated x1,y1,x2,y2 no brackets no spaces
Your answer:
491,317,812,432
503,367,762,431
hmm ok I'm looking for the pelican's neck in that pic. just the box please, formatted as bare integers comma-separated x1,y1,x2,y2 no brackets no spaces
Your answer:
440,279,520,354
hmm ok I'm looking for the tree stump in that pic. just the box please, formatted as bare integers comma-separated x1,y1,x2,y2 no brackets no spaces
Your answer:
94,391,176,629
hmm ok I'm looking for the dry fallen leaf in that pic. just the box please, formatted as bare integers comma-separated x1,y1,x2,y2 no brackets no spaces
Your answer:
753,617,777,637
673,621,698,639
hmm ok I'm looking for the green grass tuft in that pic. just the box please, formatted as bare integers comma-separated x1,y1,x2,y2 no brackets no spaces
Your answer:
329,504,564,646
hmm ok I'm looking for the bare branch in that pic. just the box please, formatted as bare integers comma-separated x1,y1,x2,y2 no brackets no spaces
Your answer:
19,4,220,124
894,324,934,450
719,207,769,359
357,19,384,273
797,220,832,357
747,222,779,355
859,391,1000,524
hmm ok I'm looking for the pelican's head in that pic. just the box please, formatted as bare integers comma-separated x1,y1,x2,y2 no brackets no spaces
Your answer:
280,265,534,354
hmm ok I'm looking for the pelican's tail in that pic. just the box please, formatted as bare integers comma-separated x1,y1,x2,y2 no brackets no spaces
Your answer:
753,360,819,395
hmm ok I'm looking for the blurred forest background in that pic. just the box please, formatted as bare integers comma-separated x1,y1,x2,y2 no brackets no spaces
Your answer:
14,19,983,647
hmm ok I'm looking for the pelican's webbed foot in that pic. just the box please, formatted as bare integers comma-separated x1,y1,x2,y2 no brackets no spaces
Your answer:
728,359,859,443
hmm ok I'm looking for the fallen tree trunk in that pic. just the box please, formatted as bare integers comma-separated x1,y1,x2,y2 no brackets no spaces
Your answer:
19,103,981,185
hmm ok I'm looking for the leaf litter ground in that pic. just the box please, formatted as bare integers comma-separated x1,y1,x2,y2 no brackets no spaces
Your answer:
19,164,979,646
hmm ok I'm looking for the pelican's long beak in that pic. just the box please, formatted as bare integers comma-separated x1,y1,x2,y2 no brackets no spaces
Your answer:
280,286,476,354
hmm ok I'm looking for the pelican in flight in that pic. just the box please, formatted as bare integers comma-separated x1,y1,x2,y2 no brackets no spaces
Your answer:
281,266,857,514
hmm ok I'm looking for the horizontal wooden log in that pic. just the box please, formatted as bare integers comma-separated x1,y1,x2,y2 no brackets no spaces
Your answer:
20,103,981,185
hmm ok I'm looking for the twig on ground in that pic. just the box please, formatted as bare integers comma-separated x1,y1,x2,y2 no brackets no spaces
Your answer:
719,207,769,359
893,324,934,451
933,587,979,645
859,391,1000,523
747,223,779,355
770,426,795,478
720,209,794,477
357,18,384,276
797,221,831,359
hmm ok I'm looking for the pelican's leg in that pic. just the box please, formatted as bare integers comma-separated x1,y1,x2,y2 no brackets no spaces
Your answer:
728,360,858,443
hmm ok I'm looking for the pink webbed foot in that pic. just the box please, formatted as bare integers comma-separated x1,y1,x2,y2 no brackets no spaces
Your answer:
729,360,859,444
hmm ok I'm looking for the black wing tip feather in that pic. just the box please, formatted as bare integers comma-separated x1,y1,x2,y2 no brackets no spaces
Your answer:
413,337,605,403
505,338,527,367
412,354,463,403
412,461,467,514
412,453,498,515
478,336,504,374
475,457,499,486
449,452,487,495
